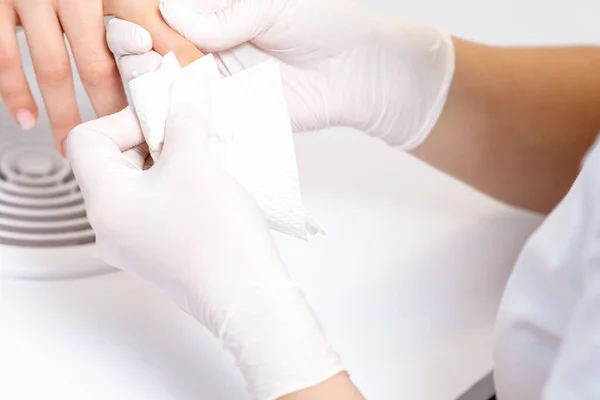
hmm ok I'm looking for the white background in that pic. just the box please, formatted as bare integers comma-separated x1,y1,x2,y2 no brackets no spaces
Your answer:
0,1,599,399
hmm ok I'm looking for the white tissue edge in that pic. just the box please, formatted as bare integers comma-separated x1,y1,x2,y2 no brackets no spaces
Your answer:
128,53,181,160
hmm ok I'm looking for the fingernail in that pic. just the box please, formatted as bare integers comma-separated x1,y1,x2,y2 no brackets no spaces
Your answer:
15,109,36,130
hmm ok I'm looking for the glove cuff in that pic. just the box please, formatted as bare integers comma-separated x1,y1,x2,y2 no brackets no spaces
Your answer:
219,284,345,400
361,18,456,149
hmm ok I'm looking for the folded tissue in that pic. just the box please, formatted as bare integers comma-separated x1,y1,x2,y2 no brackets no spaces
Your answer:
127,52,324,240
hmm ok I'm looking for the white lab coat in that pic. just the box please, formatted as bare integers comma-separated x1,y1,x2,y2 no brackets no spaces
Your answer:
494,135,600,399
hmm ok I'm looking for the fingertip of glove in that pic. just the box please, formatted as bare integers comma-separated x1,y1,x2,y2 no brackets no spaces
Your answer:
107,18,153,56
134,29,153,54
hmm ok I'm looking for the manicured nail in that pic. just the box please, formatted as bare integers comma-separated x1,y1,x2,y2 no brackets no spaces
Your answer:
15,109,36,130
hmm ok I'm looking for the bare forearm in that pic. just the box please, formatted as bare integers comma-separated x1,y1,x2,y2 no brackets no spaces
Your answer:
413,39,600,213
279,373,365,400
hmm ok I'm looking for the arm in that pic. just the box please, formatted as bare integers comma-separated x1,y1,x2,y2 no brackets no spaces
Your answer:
103,1,600,213
280,373,365,400
412,39,600,213
508,138,600,399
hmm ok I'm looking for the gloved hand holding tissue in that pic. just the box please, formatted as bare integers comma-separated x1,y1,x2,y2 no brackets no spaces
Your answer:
127,51,324,240
66,72,344,400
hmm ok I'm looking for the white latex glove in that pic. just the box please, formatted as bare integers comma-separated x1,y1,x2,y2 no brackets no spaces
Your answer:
66,79,344,400
106,0,455,149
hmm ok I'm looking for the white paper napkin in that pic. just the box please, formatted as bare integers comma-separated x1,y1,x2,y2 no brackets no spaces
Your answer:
127,53,324,240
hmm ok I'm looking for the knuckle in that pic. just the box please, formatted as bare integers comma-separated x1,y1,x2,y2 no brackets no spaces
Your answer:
79,59,118,88
15,0,48,7
1,88,27,106
57,0,80,6
37,62,72,87
0,44,20,71
0,82,31,109
0,78,26,103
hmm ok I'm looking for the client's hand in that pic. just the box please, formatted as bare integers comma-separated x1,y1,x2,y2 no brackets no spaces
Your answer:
66,78,345,400
103,0,203,65
0,0,126,152
107,0,455,148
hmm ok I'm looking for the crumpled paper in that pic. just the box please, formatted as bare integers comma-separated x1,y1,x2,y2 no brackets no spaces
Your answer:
127,52,324,240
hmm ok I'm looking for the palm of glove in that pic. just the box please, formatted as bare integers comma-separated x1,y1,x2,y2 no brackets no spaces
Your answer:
217,0,388,132
109,159,283,327
68,87,287,335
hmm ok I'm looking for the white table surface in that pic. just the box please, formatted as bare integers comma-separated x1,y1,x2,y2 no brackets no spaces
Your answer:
1,0,598,399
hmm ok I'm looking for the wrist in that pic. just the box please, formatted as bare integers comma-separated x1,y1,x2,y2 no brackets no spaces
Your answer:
219,284,344,400
280,372,365,400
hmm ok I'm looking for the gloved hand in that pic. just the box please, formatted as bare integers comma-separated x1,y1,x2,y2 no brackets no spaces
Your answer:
66,78,344,400
106,0,455,149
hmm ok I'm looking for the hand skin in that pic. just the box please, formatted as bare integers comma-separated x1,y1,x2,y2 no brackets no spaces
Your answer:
0,0,127,153
105,5,600,214
276,39,600,398
413,38,600,214
280,373,365,400
103,0,203,65
0,0,199,154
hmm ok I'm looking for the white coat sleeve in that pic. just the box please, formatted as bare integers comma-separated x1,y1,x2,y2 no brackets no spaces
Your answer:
542,273,600,399
542,134,600,400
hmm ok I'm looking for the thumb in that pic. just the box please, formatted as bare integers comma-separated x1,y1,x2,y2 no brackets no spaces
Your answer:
159,76,214,159
66,108,145,197
160,0,275,52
